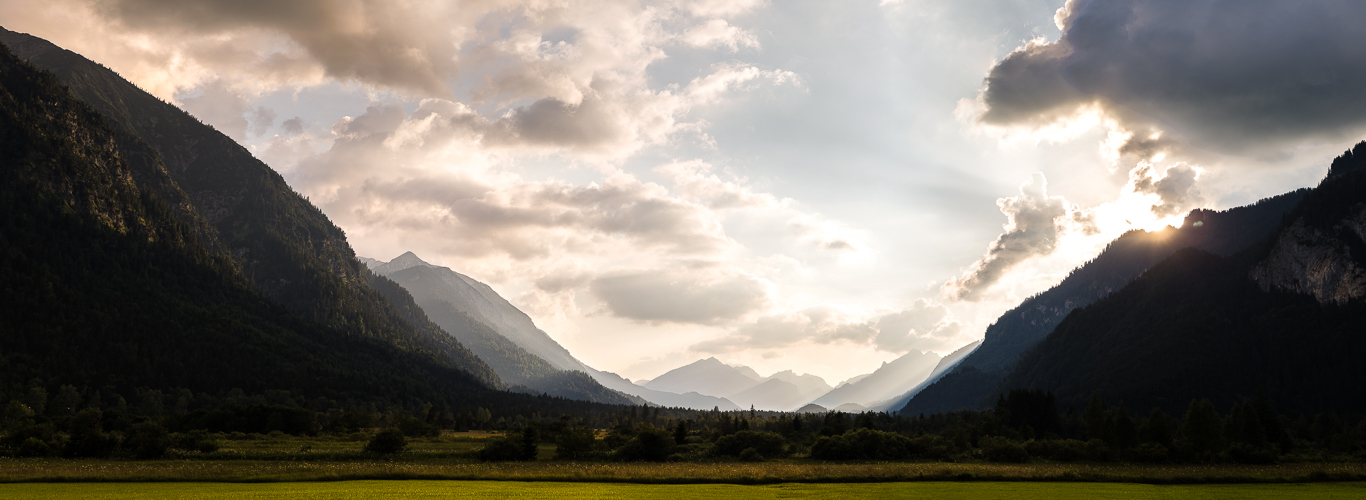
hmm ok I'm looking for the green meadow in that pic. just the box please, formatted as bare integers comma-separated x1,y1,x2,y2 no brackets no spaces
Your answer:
1,481,1364,499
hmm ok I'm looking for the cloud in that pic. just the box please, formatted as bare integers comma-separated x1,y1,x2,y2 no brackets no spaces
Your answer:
973,0,1366,157
1128,162,1203,217
942,172,1070,301
683,19,759,52
589,269,772,325
247,106,276,137
692,307,876,353
692,301,965,354
874,300,962,353
178,80,250,140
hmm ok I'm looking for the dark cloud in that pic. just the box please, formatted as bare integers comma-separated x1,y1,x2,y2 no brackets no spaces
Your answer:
942,173,1068,301
980,0,1366,155
92,0,457,95
589,270,771,325
247,105,275,137
280,116,304,136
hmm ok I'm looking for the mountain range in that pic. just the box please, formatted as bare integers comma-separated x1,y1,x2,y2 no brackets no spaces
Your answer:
363,252,742,411
6,24,1366,422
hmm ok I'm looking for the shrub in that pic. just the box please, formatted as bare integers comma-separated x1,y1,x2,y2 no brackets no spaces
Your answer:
478,431,535,461
172,430,220,453
364,428,407,454
126,421,170,459
555,426,598,460
1024,439,1087,462
614,428,675,462
979,436,1029,463
739,447,765,462
810,429,914,460
906,434,955,460
713,431,788,458
1131,442,1171,463
18,437,50,457
1228,443,1277,464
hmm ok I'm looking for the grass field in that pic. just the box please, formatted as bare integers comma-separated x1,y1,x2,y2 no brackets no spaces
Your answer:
1,458,1364,485
1,480,1364,499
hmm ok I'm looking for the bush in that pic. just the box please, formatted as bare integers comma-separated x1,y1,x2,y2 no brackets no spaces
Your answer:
979,436,1029,463
478,431,535,461
364,428,407,454
739,447,765,462
1228,443,1277,464
613,428,675,462
18,437,51,457
906,434,955,460
1131,442,1171,463
172,430,220,453
126,421,170,459
554,426,598,460
810,429,914,460
1024,439,1087,462
713,431,788,458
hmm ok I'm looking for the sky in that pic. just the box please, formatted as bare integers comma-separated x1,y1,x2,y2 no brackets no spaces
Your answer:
5,0,1364,384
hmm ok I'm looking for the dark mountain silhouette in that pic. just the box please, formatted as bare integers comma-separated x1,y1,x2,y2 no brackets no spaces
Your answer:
876,340,979,413
996,143,1366,415
903,187,1309,415
0,41,505,408
0,27,499,387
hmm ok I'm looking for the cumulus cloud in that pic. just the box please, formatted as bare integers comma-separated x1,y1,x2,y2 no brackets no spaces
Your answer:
973,0,1366,157
1128,162,1204,217
683,19,759,51
942,173,1071,301
589,268,772,325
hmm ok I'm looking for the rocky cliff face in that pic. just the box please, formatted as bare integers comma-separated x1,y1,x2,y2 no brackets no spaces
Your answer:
1251,207,1366,304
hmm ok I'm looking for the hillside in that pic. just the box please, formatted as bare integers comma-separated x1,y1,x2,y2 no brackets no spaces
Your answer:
902,189,1308,415
997,144,1366,414
0,27,499,386
0,42,495,408
364,253,638,405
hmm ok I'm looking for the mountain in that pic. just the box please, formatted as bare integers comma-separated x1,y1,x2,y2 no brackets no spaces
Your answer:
996,144,1366,415
364,252,739,410
724,371,832,411
873,340,979,413
644,357,762,397
0,41,504,409
725,379,808,411
902,189,1309,415
362,253,637,404
766,370,833,399
835,373,873,389
0,28,500,386
811,350,941,409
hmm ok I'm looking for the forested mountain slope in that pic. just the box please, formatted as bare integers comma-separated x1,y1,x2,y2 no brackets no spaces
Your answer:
0,43,497,408
0,28,498,386
998,144,1366,414
902,189,1308,415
